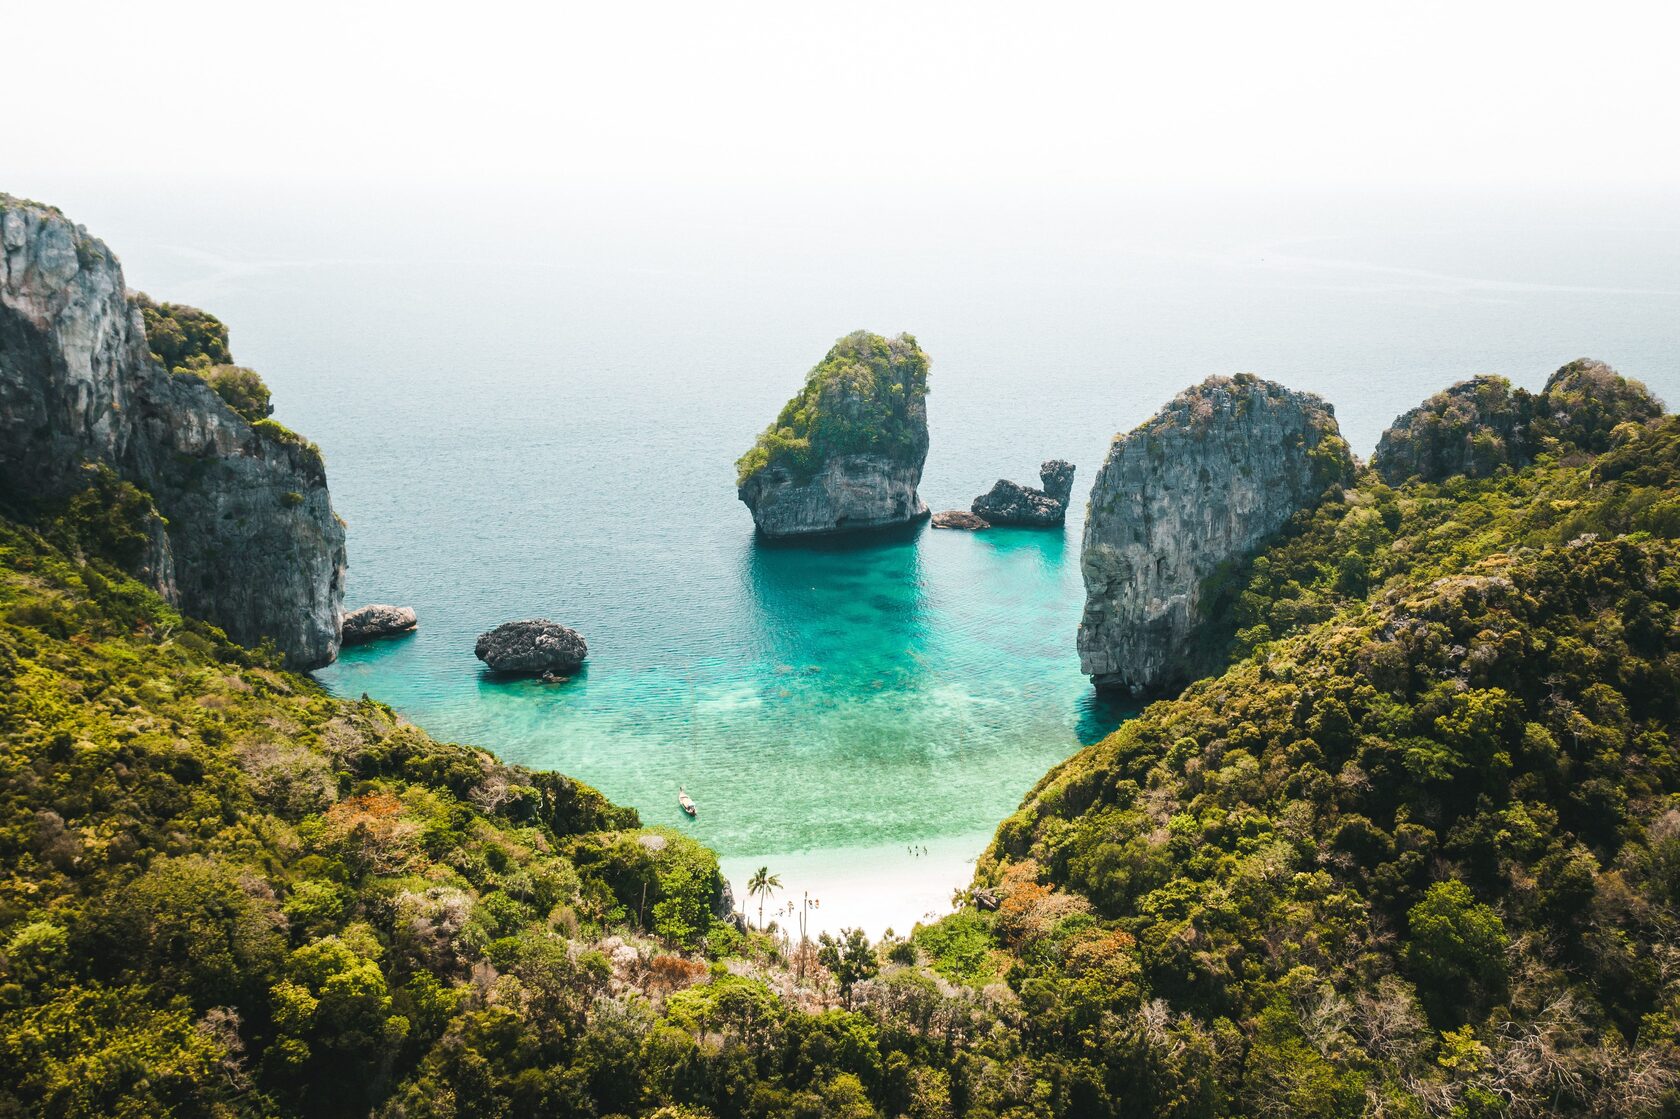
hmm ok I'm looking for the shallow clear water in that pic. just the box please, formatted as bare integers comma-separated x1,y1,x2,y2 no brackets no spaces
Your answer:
67,184,1680,930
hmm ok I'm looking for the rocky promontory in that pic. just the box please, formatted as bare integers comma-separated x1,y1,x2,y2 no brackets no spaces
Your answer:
475,619,587,676
0,195,345,667
1372,359,1662,484
1078,374,1353,696
972,459,1076,526
342,604,418,645
736,331,930,538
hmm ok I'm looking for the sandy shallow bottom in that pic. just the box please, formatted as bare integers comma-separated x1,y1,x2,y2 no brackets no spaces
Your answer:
719,830,990,940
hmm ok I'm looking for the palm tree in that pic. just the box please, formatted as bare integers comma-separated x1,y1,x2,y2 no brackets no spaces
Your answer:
747,866,782,930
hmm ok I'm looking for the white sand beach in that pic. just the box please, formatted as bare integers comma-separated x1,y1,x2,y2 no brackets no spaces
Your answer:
719,831,990,940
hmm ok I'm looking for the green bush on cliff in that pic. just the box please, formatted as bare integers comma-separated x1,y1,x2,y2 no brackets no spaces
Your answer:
735,331,929,485
134,292,232,373
201,364,274,421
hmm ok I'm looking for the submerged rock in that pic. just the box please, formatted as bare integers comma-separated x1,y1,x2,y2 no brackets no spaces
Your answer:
342,604,418,645
475,619,587,676
736,331,930,538
1078,375,1353,697
971,459,1077,527
932,509,990,530
0,195,345,668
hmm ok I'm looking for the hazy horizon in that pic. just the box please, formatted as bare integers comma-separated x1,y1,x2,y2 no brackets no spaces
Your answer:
12,0,1680,197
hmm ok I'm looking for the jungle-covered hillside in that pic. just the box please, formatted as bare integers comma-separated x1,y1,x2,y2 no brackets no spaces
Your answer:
5,369,1680,1118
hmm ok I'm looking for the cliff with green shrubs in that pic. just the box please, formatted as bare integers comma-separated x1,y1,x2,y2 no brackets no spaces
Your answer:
6,316,1680,1113
736,331,931,537
981,361,1680,1116
0,511,748,1117
0,195,344,667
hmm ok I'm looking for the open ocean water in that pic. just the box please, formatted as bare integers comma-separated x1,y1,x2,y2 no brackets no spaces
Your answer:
65,184,1680,932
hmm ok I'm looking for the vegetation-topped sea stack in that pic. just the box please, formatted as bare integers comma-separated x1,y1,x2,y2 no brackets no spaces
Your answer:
736,330,931,538
1078,374,1354,696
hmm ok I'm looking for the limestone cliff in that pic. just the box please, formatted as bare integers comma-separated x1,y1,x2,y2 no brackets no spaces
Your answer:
1078,374,1353,695
736,331,930,537
0,195,345,668
1372,359,1662,485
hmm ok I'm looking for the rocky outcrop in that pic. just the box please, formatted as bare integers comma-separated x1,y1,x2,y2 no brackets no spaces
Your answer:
972,459,1076,526
1370,375,1536,484
932,509,990,530
342,604,418,645
475,619,587,676
736,331,930,538
1372,360,1662,485
1078,374,1353,696
0,195,345,667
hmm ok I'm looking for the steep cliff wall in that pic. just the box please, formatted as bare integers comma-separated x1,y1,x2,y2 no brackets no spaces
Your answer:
0,195,344,667
736,331,930,537
1078,374,1353,695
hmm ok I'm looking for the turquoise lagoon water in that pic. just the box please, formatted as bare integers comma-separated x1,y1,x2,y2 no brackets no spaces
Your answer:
70,186,1680,930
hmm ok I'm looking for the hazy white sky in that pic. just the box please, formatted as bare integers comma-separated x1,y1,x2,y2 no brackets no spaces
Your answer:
9,0,1679,195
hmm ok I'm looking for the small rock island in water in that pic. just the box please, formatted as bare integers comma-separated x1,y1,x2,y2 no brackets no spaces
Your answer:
475,619,588,677
972,459,1076,527
341,604,418,645
736,330,930,538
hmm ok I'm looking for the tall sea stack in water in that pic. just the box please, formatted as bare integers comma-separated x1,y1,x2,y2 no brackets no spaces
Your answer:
1078,374,1353,696
736,331,930,538
0,195,345,667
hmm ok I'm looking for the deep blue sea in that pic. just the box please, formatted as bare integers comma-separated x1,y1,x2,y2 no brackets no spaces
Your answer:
62,184,1680,931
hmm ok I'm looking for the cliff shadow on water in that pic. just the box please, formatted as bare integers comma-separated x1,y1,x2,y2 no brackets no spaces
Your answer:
742,524,933,690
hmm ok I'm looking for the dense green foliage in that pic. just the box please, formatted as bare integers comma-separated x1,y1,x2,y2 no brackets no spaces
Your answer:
984,403,1680,1115
0,510,762,1117
7,364,1680,1116
1370,359,1661,484
736,332,929,485
201,365,274,422
135,292,233,374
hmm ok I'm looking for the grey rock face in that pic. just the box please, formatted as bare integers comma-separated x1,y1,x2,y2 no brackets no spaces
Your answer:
1039,459,1076,506
0,195,345,668
342,604,418,645
1078,375,1353,696
475,619,587,676
739,454,929,538
932,509,990,530
971,460,1076,527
